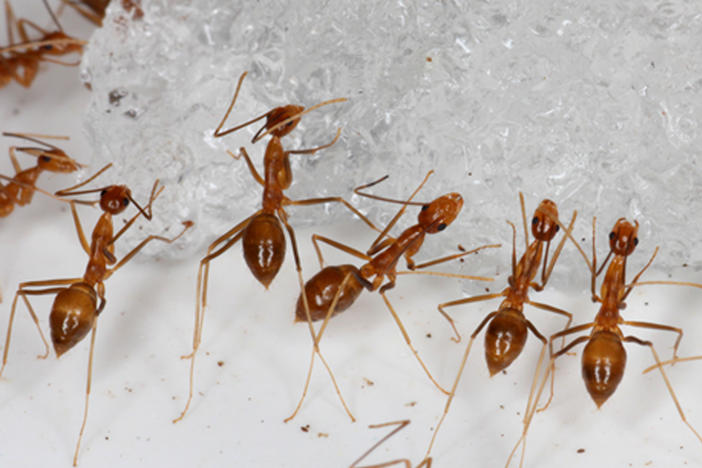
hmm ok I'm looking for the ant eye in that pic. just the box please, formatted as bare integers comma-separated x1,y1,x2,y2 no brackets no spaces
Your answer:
100,189,107,197
42,44,53,51
437,223,447,231
40,155,51,162
421,205,428,211
609,232,615,240
555,224,559,232
634,237,638,246
532,217,539,225
122,197,129,206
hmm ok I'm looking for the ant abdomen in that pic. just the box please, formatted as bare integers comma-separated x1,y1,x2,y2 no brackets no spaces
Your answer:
582,330,626,408
295,265,364,322
484,309,528,376
242,213,286,288
49,283,97,357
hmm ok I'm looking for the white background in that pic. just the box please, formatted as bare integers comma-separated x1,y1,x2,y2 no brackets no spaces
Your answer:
1,3,702,468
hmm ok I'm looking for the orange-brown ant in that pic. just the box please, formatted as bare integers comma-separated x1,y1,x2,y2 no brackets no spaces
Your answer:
424,194,575,461
0,163,192,466
0,0,85,88
0,132,82,217
288,171,498,422
59,0,143,26
174,71,377,422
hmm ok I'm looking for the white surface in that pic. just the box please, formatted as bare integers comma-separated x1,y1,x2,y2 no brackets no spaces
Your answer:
1,3,702,468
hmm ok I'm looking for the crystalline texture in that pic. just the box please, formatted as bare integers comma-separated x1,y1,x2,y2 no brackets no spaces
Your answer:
81,0,702,282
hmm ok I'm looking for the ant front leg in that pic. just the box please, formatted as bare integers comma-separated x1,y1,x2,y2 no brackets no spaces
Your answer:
0,278,83,376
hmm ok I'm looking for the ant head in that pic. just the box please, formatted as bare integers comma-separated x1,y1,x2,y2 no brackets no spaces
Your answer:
40,32,83,56
609,218,639,256
264,105,304,138
99,185,131,215
35,149,81,173
418,193,463,234
531,199,559,242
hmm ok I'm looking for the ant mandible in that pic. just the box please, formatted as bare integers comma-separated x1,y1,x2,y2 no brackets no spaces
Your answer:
0,132,82,217
507,216,702,467
1,0,85,88
174,70,378,422
0,163,192,466
289,171,498,422
424,193,576,461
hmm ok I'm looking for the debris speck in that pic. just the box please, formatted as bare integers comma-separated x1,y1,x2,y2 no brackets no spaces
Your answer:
405,401,417,407
217,361,224,367
318,433,329,438
301,425,310,433
577,448,585,454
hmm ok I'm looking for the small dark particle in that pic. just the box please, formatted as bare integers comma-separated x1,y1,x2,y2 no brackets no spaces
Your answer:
318,433,329,438
217,360,224,367
426,57,432,62
683,263,688,267
644,302,649,306
502,370,507,375
105,436,110,441
426,333,432,338
468,172,472,176
577,448,585,454
458,244,466,252
499,405,504,409
581,237,586,242
301,425,310,433
363,378,375,386
108,88,127,106
460,258,465,263
405,401,417,407
485,287,490,292
124,109,138,119
651,61,655,68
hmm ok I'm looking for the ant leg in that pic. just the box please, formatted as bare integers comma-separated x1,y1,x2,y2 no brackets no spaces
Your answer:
380,290,448,394
287,127,341,155
72,321,97,467
525,300,573,348
229,147,264,186
105,222,193,278
286,194,380,233
535,324,593,412
350,420,412,468
621,320,682,360
506,332,590,468
310,233,371,268
8,146,22,173
174,214,257,423
429,291,505,343
280,209,354,421
624,336,702,445
0,278,82,376
285,271,355,423
620,247,659,302
425,312,498,459
404,243,501,271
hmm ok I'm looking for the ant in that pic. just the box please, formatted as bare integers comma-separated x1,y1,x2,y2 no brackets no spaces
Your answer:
0,132,83,217
1,0,85,88
350,420,432,468
174,70,378,422
0,163,192,466
59,0,143,26
424,194,576,461
507,216,702,467
288,171,498,422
